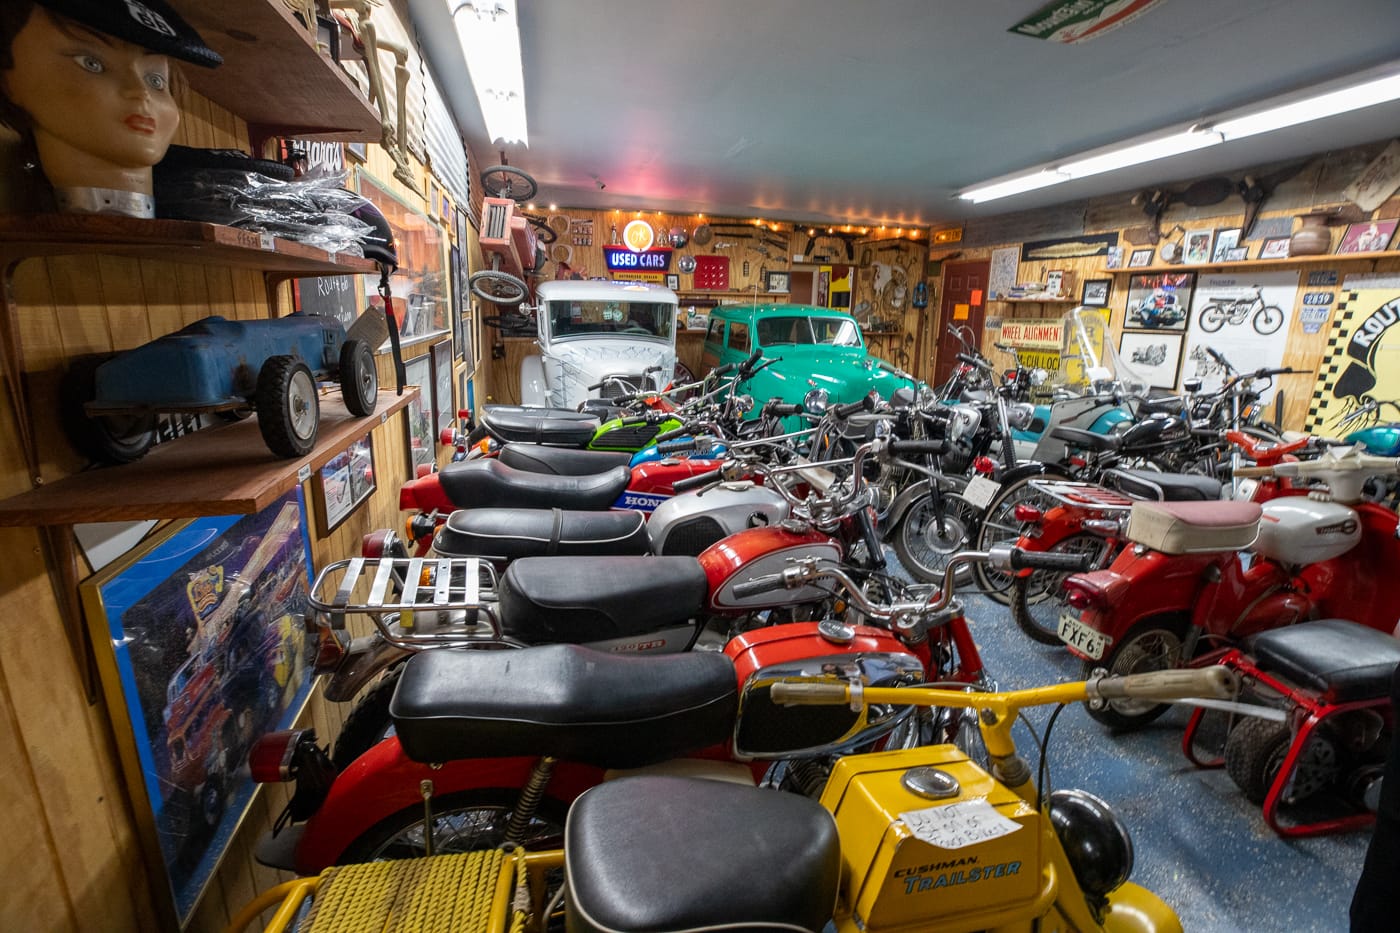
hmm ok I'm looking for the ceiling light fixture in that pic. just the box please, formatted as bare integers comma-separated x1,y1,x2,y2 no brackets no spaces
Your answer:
959,62,1400,204
450,1,528,146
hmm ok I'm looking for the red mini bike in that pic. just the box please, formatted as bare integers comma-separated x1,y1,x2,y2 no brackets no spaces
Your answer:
1059,445,1400,729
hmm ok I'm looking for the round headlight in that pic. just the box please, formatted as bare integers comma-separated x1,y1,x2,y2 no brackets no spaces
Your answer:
731,394,755,415
802,388,830,415
1006,402,1036,432
1030,368,1050,387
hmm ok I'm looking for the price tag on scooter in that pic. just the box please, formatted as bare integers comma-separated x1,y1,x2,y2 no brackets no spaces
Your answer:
962,475,1001,509
899,799,1022,849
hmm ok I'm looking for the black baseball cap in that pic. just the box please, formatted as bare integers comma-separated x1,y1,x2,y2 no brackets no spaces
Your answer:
35,0,223,68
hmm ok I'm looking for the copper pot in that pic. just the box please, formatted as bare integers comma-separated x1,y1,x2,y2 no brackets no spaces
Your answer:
1290,212,1333,256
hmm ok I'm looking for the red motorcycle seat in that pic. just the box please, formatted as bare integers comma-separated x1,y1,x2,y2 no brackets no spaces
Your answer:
434,508,649,562
1246,619,1400,703
389,645,736,768
566,776,839,933
1126,500,1260,554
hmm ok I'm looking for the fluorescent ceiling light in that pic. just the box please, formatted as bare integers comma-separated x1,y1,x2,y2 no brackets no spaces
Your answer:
959,63,1400,203
450,1,529,146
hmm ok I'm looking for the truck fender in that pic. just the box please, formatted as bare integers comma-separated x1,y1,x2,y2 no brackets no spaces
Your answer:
520,354,547,407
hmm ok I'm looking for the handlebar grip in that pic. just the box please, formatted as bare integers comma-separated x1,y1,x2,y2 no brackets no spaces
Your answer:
737,348,764,376
955,352,981,366
617,416,648,427
764,402,804,416
712,362,736,378
1010,548,1096,573
654,425,690,443
832,394,876,420
770,682,849,706
888,439,947,456
1093,666,1239,702
1230,465,1273,477
670,469,723,494
730,573,788,599
655,438,698,455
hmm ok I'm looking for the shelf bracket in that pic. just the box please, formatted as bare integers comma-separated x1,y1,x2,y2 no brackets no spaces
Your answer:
0,253,42,487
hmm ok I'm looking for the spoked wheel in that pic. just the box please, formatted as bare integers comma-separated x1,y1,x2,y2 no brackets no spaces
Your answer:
524,214,558,244
1008,533,1109,645
1253,305,1284,335
972,475,1065,603
330,667,402,770
470,269,529,305
891,491,978,584
1198,305,1226,332
479,164,538,203
340,788,569,862
480,309,535,336
1083,615,1188,729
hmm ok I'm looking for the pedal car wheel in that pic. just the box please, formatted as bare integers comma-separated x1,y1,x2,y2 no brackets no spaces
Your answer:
256,356,319,458
1083,615,1188,729
1225,716,1292,804
470,269,528,306
59,353,158,463
338,338,378,416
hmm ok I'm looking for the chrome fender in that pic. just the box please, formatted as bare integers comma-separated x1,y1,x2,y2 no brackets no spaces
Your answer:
519,353,547,407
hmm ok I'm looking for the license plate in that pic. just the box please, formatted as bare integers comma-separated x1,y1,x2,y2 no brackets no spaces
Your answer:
1058,611,1110,660
963,475,1001,509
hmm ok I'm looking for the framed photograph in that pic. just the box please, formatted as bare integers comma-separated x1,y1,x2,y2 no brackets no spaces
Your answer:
1183,230,1213,265
403,353,435,470
666,273,681,290
431,339,454,435
766,270,791,294
313,434,376,536
1260,236,1291,260
1337,218,1398,254
1104,246,1124,270
1224,247,1250,262
1212,228,1242,262
1128,248,1154,268
1119,331,1184,390
78,490,315,927
1081,278,1111,307
1045,270,1065,295
1125,271,1195,331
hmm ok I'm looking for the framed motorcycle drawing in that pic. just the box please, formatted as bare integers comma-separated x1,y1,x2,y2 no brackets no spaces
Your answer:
1119,331,1184,389
78,490,316,928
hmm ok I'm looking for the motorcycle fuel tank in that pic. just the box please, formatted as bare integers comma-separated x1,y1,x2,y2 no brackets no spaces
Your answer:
1255,498,1361,566
698,523,842,609
647,482,790,555
821,745,1042,931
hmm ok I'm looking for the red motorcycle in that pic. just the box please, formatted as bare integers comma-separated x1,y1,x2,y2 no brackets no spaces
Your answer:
248,546,1084,873
1059,445,1400,728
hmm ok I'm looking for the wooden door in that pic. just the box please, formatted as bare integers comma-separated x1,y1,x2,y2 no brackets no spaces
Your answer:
789,270,814,304
932,259,990,388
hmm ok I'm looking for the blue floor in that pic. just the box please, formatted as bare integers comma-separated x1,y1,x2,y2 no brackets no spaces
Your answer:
955,589,1368,932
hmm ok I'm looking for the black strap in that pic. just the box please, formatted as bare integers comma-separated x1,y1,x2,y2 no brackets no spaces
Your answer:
548,508,563,555
380,265,405,394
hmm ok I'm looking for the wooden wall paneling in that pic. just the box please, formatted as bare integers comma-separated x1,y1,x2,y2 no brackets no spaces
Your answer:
43,257,111,356
140,261,192,344
96,257,155,350
231,269,266,320
12,260,76,482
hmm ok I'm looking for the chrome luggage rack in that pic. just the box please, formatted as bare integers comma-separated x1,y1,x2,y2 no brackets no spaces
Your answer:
307,557,504,647
1026,478,1136,511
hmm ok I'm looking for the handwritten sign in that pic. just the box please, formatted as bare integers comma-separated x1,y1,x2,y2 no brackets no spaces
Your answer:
899,799,1023,849
296,275,359,330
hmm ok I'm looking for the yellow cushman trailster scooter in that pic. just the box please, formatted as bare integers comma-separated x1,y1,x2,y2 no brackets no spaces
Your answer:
227,664,1234,933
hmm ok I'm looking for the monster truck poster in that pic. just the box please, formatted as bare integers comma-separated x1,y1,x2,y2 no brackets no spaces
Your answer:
1306,275,1400,434
80,489,315,927
1180,271,1300,403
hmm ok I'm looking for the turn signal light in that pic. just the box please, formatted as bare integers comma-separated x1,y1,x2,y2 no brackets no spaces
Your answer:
249,730,312,783
972,456,997,475
1013,504,1042,523
415,462,435,479
440,426,458,447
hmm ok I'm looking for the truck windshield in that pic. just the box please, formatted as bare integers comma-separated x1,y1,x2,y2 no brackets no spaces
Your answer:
757,315,862,348
547,300,675,340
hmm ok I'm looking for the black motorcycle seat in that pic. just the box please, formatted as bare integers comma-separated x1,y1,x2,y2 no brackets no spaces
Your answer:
498,555,708,643
390,646,737,768
435,458,631,510
499,443,633,475
1050,425,1120,453
433,508,650,562
481,405,600,446
1246,619,1400,703
566,776,840,933
1106,468,1222,502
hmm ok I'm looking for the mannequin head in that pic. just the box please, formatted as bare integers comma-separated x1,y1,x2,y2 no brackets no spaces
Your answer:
0,0,219,211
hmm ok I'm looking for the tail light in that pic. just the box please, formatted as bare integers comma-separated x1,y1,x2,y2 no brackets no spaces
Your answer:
308,616,349,674
250,729,315,783
1013,504,1042,523
250,730,338,824
457,408,475,430
1061,578,1107,611
972,455,997,475
362,528,393,557
415,462,435,479
440,426,458,447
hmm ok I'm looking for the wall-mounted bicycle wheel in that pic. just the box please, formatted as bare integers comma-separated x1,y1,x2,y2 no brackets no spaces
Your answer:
469,269,528,305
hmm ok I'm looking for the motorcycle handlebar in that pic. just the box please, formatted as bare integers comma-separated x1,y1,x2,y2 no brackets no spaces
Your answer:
1007,548,1097,572
670,468,723,494
888,439,947,457
1089,667,1239,702
764,402,804,417
831,394,876,420
956,352,993,372
655,438,699,455
654,424,691,443
729,573,787,599
736,348,764,378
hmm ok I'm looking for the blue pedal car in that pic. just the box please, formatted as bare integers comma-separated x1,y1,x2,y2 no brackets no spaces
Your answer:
67,313,378,462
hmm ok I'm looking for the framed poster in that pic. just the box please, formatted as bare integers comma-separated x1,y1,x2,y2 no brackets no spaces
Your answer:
1081,278,1111,307
432,339,454,434
765,270,791,294
1125,272,1195,330
1119,331,1184,389
403,353,435,470
1182,270,1300,401
312,434,376,536
356,172,449,345
450,244,466,360
1337,219,1397,254
79,491,315,927
1305,276,1400,432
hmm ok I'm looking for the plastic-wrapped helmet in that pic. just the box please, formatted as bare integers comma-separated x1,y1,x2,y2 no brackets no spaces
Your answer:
347,198,398,269
1048,788,1134,898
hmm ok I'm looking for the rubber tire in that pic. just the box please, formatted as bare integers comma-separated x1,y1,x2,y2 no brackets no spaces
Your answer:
1224,716,1291,805
972,474,1067,604
1253,305,1284,336
479,164,538,203
256,356,319,458
891,491,979,584
331,667,402,771
60,353,158,463
1083,615,1189,729
338,338,378,416
1008,533,1109,646
470,269,528,306
1198,305,1226,332
338,787,569,863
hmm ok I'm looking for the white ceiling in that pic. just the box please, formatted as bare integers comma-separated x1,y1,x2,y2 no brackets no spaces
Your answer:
408,0,1400,229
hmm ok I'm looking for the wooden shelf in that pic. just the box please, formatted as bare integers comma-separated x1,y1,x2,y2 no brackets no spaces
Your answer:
0,214,378,276
178,0,380,140
989,296,1077,303
1101,248,1400,276
0,389,416,526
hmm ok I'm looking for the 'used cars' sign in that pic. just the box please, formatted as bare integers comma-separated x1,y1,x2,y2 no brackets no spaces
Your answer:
603,246,673,272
